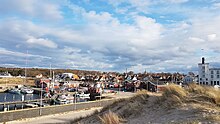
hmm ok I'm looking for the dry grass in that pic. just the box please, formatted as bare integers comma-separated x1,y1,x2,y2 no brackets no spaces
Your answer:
187,83,206,94
163,84,187,99
100,90,149,119
188,83,220,105
73,84,220,124
206,115,220,122
161,84,187,106
99,110,124,124
0,77,34,86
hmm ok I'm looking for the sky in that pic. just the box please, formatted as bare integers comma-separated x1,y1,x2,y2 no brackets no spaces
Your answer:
0,0,220,73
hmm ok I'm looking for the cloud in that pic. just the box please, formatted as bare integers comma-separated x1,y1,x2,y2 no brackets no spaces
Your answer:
26,37,58,48
213,2,220,8
162,0,189,4
1,0,220,73
0,0,62,20
189,37,205,43
207,34,217,41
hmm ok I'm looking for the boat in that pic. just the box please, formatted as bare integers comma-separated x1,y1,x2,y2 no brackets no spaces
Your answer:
31,102,50,107
54,94,67,104
21,87,34,94
25,103,38,108
66,94,74,104
77,93,90,99
8,88,21,94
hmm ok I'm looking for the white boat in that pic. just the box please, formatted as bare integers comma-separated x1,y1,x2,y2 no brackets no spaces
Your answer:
25,103,38,108
54,94,67,104
66,94,74,104
21,87,34,94
77,93,90,99
8,88,21,94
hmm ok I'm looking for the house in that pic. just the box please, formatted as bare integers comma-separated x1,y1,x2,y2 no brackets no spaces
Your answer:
36,74,43,78
0,72,13,78
35,78,51,88
183,75,195,84
198,57,220,86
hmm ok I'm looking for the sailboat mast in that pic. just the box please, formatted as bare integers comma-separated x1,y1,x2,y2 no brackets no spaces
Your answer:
25,50,28,85
50,63,52,79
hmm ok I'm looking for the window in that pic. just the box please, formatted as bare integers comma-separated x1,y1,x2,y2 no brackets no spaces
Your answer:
217,75,220,78
202,66,205,69
217,81,219,85
211,75,214,78
217,70,219,74
206,82,208,85
202,71,205,73
211,70,214,74
200,78,202,80
214,81,216,85
203,75,205,78
206,78,208,81
211,81,213,85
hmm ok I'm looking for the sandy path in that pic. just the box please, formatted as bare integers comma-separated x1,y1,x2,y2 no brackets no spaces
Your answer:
3,107,102,124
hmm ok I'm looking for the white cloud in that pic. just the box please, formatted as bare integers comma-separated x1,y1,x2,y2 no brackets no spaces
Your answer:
83,11,119,26
207,34,217,41
26,37,58,48
0,47,51,59
1,0,220,72
0,0,62,20
162,0,189,4
189,37,205,43
213,2,220,8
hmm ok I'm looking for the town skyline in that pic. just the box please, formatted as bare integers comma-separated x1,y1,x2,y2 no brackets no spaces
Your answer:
1,0,220,73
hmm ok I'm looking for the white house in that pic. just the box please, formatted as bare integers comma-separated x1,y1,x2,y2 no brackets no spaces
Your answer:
198,57,220,86
0,72,13,78
183,75,194,84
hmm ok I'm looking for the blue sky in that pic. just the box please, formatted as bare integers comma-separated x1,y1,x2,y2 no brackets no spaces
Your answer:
0,0,220,73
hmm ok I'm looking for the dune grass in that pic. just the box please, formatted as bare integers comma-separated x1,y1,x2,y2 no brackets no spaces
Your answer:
160,84,188,107
99,110,124,124
163,84,188,99
188,83,220,105
101,90,149,119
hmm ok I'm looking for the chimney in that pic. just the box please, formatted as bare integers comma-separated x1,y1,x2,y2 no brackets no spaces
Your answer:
202,57,205,64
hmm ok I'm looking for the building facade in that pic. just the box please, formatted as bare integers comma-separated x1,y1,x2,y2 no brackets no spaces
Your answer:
198,57,220,86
